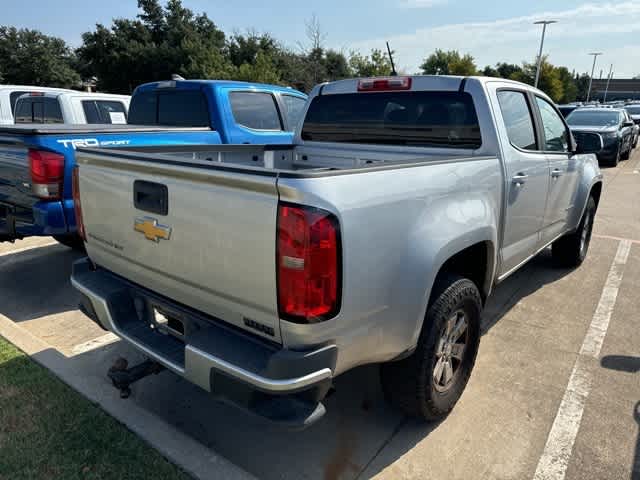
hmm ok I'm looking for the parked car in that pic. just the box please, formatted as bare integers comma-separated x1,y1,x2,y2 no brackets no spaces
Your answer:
624,104,640,126
0,85,75,125
71,75,603,428
557,104,579,118
566,108,634,166
14,91,130,125
622,109,639,149
0,80,307,247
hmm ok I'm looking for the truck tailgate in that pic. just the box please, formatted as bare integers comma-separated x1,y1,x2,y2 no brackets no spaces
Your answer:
76,151,282,343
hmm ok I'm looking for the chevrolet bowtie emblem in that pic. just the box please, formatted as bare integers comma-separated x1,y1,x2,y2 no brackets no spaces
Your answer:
134,217,171,242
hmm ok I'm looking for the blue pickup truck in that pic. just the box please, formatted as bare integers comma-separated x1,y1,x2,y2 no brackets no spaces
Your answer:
0,80,307,247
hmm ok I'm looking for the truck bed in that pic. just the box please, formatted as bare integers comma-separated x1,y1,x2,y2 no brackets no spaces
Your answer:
77,143,483,176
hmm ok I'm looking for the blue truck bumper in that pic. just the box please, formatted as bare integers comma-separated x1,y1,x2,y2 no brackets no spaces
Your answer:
0,199,75,239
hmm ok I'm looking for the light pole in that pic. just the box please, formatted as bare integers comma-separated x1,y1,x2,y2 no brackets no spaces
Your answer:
534,20,557,88
586,52,603,102
603,64,613,103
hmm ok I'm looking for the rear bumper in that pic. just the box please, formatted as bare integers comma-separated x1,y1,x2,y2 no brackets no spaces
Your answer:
0,199,74,240
71,257,336,428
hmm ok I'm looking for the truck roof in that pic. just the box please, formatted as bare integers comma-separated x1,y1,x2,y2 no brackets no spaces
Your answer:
134,79,305,96
313,75,546,96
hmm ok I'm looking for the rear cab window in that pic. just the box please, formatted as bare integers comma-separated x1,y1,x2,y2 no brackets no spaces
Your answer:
82,100,128,124
229,91,283,131
301,91,481,148
14,96,63,124
128,90,210,127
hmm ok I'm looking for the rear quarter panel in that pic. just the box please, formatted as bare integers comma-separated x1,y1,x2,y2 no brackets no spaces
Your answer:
277,158,502,375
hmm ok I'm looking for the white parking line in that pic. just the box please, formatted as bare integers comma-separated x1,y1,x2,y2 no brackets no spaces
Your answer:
533,240,632,480
0,240,58,258
71,332,119,355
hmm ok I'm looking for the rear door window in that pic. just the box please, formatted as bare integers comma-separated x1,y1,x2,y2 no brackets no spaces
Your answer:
282,95,307,131
128,90,210,127
301,91,481,148
82,100,127,124
497,91,538,151
230,92,282,131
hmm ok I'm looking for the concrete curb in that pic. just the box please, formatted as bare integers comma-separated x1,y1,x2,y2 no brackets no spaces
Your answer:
0,314,256,480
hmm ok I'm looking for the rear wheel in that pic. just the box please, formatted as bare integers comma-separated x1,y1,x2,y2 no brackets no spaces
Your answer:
552,196,596,268
380,274,481,421
53,234,85,251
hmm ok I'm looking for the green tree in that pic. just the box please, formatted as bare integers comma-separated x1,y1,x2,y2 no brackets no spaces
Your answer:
324,50,351,80
575,73,591,101
511,58,564,102
421,49,477,76
77,0,232,93
556,66,578,103
0,26,79,87
349,49,392,77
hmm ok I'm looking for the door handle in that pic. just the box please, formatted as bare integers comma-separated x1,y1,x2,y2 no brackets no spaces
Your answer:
512,173,528,185
551,169,564,178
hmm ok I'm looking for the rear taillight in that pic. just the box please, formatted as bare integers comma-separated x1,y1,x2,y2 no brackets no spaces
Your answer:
28,149,64,200
72,166,85,241
277,203,341,323
357,76,412,92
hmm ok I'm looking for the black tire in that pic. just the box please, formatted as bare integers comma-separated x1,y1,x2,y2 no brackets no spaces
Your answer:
552,196,596,268
53,234,85,251
622,142,631,160
609,146,621,167
380,274,481,421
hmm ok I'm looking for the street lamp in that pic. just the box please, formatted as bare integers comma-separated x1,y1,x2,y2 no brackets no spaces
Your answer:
534,20,557,88
586,52,603,102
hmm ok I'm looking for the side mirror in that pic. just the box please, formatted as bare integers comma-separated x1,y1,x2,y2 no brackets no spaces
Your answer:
623,121,634,128
574,132,603,155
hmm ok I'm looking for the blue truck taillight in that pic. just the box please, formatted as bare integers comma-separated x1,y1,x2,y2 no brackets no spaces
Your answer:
28,149,65,200
277,203,341,324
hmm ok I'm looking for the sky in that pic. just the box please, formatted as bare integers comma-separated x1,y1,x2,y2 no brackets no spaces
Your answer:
3,0,640,78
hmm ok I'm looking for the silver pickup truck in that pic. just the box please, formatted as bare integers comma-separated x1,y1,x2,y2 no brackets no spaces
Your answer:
71,76,603,428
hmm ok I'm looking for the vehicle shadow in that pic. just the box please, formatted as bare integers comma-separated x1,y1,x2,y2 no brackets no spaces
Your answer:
0,243,84,322
601,355,640,479
481,248,574,334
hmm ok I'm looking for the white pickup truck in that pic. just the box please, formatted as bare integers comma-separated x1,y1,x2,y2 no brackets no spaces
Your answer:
71,76,603,428
13,91,130,125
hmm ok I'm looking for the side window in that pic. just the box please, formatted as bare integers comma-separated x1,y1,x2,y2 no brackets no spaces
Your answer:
82,101,101,124
497,91,537,150
282,95,306,131
82,100,127,124
229,92,282,131
535,97,569,152
43,98,63,124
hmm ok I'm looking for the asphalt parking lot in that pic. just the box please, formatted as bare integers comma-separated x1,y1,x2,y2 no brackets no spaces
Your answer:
2,150,640,480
